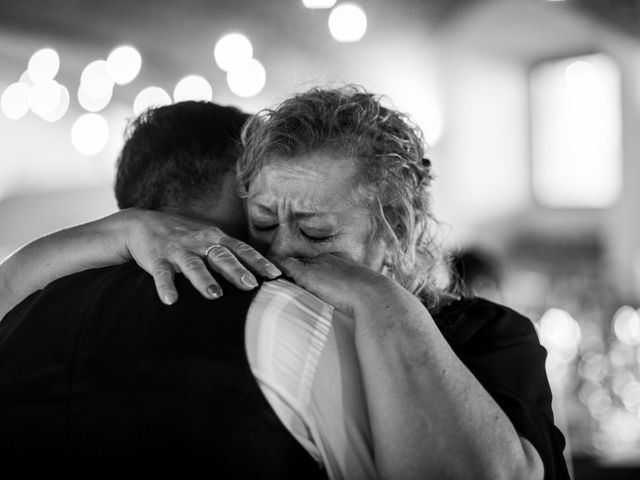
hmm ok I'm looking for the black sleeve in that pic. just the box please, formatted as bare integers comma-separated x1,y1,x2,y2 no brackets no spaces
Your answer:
435,297,571,480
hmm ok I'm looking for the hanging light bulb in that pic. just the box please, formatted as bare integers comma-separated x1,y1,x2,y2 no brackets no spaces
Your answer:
41,84,70,122
29,80,63,118
19,70,34,87
78,84,113,113
27,48,60,82
71,113,110,156
226,59,266,98
106,45,142,85
214,33,253,72
133,86,172,115
328,4,367,42
1,82,31,120
173,75,213,102
80,60,115,99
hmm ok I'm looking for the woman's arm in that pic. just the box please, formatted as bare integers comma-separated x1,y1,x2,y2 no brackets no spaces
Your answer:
1,213,130,319
282,254,545,480
0,209,280,320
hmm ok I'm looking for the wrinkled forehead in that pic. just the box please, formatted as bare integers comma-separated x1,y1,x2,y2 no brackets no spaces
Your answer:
247,152,361,206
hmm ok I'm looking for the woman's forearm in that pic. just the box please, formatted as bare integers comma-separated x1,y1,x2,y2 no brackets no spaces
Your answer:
1,208,280,320
277,255,545,479
353,282,543,480
0,211,132,319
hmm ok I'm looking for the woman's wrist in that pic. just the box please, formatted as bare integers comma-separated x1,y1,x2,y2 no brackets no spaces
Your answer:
351,275,437,347
111,208,158,264
352,274,407,314
79,210,136,265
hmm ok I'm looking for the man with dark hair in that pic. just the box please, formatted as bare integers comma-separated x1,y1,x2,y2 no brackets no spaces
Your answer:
0,101,373,479
114,101,246,215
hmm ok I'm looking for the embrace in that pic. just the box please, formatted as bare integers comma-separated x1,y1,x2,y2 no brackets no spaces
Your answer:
0,85,570,479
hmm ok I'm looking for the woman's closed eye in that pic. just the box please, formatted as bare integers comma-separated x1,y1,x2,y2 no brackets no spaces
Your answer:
301,229,334,243
253,223,278,232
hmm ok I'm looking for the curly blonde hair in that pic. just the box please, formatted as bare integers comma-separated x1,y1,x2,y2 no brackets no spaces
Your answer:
238,85,449,307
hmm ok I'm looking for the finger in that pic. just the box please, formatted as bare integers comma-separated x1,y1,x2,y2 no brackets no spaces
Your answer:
280,257,307,283
222,237,281,279
175,252,223,299
205,244,259,290
151,260,179,305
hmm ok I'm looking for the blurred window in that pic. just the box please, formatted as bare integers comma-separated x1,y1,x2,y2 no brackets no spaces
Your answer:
530,54,622,208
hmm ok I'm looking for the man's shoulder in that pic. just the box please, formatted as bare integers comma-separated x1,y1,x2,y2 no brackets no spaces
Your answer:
1,264,138,323
433,296,539,350
35,262,146,296
5,262,255,325
0,262,258,367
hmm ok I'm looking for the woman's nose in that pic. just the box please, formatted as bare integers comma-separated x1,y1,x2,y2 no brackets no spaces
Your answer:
267,228,312,262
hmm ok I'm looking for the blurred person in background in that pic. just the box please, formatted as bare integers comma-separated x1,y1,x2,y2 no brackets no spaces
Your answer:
0,101,376,479
450,247,504,303
0,86,570,479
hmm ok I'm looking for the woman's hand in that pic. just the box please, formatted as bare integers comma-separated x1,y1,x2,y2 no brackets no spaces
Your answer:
279,253,394,317
121,209,281,304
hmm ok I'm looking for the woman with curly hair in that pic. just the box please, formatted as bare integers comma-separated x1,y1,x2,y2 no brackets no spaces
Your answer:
0,86,569,479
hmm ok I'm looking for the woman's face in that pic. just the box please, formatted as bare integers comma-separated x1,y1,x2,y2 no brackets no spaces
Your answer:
247,151,386,270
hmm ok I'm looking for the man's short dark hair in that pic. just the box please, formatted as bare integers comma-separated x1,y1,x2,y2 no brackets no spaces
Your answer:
114,101,249,210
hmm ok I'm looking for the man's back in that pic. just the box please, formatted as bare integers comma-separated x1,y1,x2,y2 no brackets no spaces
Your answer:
0,262,326,479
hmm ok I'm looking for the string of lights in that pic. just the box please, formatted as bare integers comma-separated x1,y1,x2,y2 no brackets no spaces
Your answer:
1,1,370,156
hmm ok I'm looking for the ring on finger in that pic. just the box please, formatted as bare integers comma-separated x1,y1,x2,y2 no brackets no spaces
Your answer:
204,243,224,258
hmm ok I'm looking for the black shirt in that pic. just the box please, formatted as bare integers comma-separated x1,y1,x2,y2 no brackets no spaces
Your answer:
434,297,571,480
0,262,326,479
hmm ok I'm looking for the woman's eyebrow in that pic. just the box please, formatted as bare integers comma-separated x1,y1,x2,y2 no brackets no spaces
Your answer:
251,203,276,215
293,211,322,220
295,211,340,225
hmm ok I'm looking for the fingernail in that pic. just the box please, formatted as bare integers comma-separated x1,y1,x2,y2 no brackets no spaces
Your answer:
281,257,302,274
207,285,223,298
241,273,258,288
265,264,282,278
163,293,177,305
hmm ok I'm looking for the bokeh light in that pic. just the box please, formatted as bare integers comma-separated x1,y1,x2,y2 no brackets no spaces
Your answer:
621,381,640,411
29,80,62,118
302,0,337,8
71,113,110,156
19,70,34,87
328,3,367,42
27,48,60,82
594,410,640,452
611,370,635,397
612,306,640,345
78,85,113,113
587,389,612,420
133,86,172,115
173,75,213,102
41,84,70,122
578,352,607,382
80,60,115,99
106,45,142,85
539,308,582,363
214,33,253,72
1,82,31,120
226,59,266,98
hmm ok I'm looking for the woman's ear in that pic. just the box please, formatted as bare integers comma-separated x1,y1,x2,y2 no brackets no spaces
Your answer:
384,250,394,268
380,246,395,276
